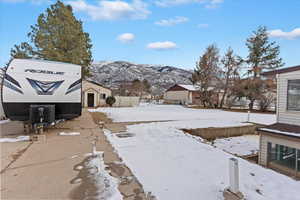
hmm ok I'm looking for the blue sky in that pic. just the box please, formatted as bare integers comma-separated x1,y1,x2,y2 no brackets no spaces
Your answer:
0,0,299,70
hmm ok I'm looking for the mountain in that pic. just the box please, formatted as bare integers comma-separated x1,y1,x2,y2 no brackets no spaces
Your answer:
89,61,193,95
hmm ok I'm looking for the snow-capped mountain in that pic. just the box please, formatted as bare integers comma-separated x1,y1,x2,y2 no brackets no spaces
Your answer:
89,61,193,95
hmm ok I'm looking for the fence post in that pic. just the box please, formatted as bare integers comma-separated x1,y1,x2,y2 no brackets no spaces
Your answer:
247,111,250,122
229,158,239,193
223,158,244,199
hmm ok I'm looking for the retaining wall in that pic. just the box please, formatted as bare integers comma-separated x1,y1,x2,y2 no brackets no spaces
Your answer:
182,124,257,140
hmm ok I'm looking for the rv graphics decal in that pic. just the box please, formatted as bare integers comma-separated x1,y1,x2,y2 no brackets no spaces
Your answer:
66,79,81,95
27,78,64,95
25,69,65,75
3,74,23,94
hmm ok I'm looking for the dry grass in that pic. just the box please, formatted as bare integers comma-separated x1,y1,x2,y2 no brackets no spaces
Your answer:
89,112,113,124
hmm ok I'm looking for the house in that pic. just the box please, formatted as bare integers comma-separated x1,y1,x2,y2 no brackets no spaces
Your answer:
260,65,300,81
82,80,112,108
258,66,300,178
163,84,201,105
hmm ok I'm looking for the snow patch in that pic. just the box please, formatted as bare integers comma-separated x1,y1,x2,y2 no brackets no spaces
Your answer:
59,132,80,136
0,119,10,124
0,136,30,143
213,135,259,156
85,152,122,200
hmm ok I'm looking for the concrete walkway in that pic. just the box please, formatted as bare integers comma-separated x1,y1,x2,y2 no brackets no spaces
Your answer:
0,120,24,136
1,110,148,199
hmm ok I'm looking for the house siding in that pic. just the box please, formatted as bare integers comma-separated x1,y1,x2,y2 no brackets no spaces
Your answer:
164,90,191,104
277,71,300,125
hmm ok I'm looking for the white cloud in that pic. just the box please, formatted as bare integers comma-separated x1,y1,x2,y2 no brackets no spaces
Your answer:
268,28,300,40
154,0,223,8
155,16,189,26
197,23,209,28
205,0,223,8
0,0,49,3
147,41,177,50
117,33,135,43
67,0,150,20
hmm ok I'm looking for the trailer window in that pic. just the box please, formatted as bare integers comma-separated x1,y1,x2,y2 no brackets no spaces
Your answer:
287,79,300,111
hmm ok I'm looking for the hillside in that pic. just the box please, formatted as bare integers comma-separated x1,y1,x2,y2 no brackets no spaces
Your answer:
89,61,193,95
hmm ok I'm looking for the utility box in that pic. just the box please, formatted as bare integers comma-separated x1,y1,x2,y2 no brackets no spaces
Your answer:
29,105,55,124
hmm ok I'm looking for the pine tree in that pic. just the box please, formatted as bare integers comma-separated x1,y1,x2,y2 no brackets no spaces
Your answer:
10,1,93,77
241,26,284,110
245,26,284,77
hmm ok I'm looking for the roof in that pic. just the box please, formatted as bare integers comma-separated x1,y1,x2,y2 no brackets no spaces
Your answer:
166,84,217,92
261,65,300,76
258,123,300,138
84,79,112,91
177,84,199,91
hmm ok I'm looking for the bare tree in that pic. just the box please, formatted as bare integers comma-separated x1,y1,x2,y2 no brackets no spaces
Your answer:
192,44,220,107
219,47,241,108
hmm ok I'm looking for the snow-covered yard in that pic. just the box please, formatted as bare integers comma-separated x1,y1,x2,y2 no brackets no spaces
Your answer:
90,104,300,200
90,104,276,125
213,135,259,156
105,124,300,200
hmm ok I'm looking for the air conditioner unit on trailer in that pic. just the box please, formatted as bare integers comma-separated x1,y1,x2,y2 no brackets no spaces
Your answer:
1,59,82,132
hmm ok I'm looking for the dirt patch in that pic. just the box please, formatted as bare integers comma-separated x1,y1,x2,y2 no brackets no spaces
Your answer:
90,112,113,124
182,125,257,141
244,154,259,164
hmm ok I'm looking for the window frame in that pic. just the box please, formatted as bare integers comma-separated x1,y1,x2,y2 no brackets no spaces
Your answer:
287,79,300,111
100,93,106,99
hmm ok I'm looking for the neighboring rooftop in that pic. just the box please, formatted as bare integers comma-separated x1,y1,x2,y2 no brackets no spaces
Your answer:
178,84,199,91
259,123,300,138
261,65,300,76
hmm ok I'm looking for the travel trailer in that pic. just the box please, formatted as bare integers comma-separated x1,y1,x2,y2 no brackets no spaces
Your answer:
1,59,82,126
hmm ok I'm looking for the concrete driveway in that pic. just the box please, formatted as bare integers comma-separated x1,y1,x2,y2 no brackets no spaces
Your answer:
0,120,24,137
0,110,148,199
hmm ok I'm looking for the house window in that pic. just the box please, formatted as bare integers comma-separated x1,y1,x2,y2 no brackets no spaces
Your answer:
100,93,106,99
268,143,300,172
287,79,300,111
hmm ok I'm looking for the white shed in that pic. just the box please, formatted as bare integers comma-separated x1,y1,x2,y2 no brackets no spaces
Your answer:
82,80,112,108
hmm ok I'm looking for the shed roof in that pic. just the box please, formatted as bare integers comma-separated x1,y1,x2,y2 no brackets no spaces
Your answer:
84,79,112,91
